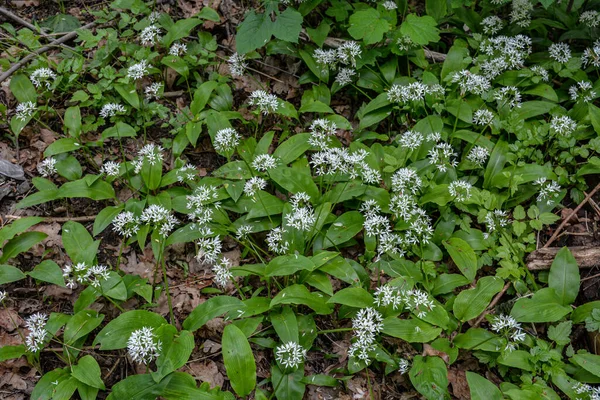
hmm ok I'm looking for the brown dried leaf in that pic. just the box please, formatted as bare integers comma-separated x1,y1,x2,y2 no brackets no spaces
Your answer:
447,368,470,400
186,360,224,388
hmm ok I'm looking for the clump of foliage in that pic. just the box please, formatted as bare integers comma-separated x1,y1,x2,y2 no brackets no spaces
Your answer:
2,0,600,398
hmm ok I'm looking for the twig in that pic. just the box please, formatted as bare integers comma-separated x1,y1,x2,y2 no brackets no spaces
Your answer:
43,344,100,352
543,181,600,248
0,7,47,35
472,282,511,328
5,214,97,222
103,358,121,380
584,191,600,218
0,21,96,85
582,272,600,283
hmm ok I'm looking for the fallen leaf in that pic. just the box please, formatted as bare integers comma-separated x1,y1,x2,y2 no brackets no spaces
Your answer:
186,360,224,388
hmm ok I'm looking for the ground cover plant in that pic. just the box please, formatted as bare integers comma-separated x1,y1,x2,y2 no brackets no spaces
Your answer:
1,0,600,398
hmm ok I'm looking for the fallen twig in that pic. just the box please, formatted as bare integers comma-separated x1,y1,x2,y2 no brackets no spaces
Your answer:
6,214,97,222
0,7,47,35
472,282,512,328
527,246,600,270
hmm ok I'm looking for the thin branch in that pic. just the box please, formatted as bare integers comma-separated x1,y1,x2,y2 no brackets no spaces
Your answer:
5,214,97,222
0,7,47,35
472,282,511,328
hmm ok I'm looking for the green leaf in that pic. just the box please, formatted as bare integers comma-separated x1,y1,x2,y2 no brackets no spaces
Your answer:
114,83,139,109
483,140,508,189
453,276,504,322
152,326,195,382
272,8,302,43
55,156,83,180
270,284,332,315
454,328,504,352
268,166,319,200
141,157,163,190
443,237,477,281
183,296,244,332
10,74,37,103
382,317,442,342
271,366,305,400
93,205,124,236
64,309,104,345
0,217,44,244
44,138,82,157
28,260,66,287
400,14,440,45
93,311,167,350
272,133,311,165
62,221,98,266
466,372,503,400
426,0,447,21
64,106,82,137
327,287,373,308
271,307,299,343
0,232,47,263
0,344,26,362
31,368,70,400
409,356,450,399
548,321,572,346
573,353,600,378
163,18,202,47
222,324,256,397
510,288,572,323
41,13,81,32
266,255,316,277
195,7,220,21
102,122,137,139
236,10,272,54
348,8,390,45
498,350,534,371
548,247,580,306
589,104,600,135
324,211,364,248
71,355,105,390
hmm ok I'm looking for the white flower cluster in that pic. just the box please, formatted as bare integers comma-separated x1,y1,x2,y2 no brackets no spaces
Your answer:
148,11,161,23
235,225,253,240
583,41,600,68
473,109,494,126
335,67,357,86
0,290,6,303
101,161,120,176
140,204,178,237
569,81,596,103
550,115,577,136
212,257,233,287
382,1,397,10
348,307,383,363
309,119,337,150
478,35,532,79
530,65,549,82
387,81,444,103
287,192,316,231
572,382,600,400
169,42,187,56
266,227,289,254
448,180,473,202
580,10,600,27
481,16,504,35
100,103,126,118
548,42,572,63
484,209,510,235
252,154,279,171
25,313,48,352
187,185,219,228
214,128,240,153
275,342,307,369
428,142,458,172
113,211,140,237
510,0,533,28
391,168,422,194
30,68,56,89
37,157,57,177
398,130,423,150
314,41,362,72
467,146,490,167
141,24,161,46
127,327,162,364
373,285,436,318
133,143,164,174
15,101,36,121
127,60,149,80
244,176,267,198
62,262,110,289
494,86,522,109
228,52,247,77
197,233,221,264
145,82,163,100
176,163,196,183
535,178,561,205
248,90,279,114
490,314,526,352
398,358,410,374
450,71,491,95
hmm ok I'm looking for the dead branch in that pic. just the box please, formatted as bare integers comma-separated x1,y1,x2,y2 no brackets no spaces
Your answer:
5,214,97,223
527,246,600,270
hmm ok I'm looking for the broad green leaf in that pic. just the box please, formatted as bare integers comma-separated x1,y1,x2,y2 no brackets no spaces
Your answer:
548,321,572,346
271,306,299,343
183,296,244,332
324,211,364,248
236,11,272,54
590,104,600,135
510,287,572,323
348,8,390,45
426,0,447,21
572,301,600,323
272,8,302,43
573,353,600,378
498,350,534,371
114,83,139,109
10,74,37,103
0,217,44,244
64,309,104,345
382,318,442,343
93,205,124,236
400,14,440,45
31,368,70,400
272,133,311,165
269,166,319,200
431,274,470,296
55,156,83,180
93,311,167,350
163,18,202,47
222,324,256,397
0,344,26,361
454,328,504,352
409,356,450,399
443,237,477,281
548,247,580,305
453,276,504,322
266,255,316,277
270,284,332,315
0,232,47,263
483,140,508,189
271,366,305,400
327,287,373,308
64,106,82,137
102,122,137,139
62,221,98,266
466,372,503,400
28,260,66,287
44,138,82,158
71,355,105,390
153,325,195,382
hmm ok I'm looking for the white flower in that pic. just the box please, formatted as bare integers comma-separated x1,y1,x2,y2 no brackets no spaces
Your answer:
398,358,410,374
550,115,577,136
127,60,149,80
140,24,161,46
484,209,510,234
510,0,533,27
127,327,162,364
101,161,120,176
30,68,56,89
169,42,187,56
549,42,571,63
582,41,600,68
177,163,196,182
228,52,247,77
404,289,435,318
0,291,6,302
266,227,289,254
275,342,307,369
580,10,600,27
396,35,416,51
348,308,383,364
535,178,561,205
140,205,178,237
450,70,491,95
313,48,338,70
212,257,233,287
113,211,140,237
428,142,458,172
481,16,504,35
449,180,473,202
389,193,417,220
37,158,57,177
490,314,525,352
494,86,522,108
196,235,222,263
382,0,397,9
244,177,267,198
186,185,219,227
64,262,110,288
133,143,164,173
373,285,403,309
337,41,362,67
145,82,163,100
530,65,549,81
387,82,441,103
252,154,279,171
479,35,531,76
214,128,240,153
473,109,494,126
100,103,126,118
467,146,490,167
308,119,337,149
148,11,161,23
398,131,424,150
569,81,596,102
335,68,356,86
25,313,48,352
287,192,316,231
15,101,36,121
248,90,279,114
235,225,253,239
310,147,366,176
391,168,422,194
